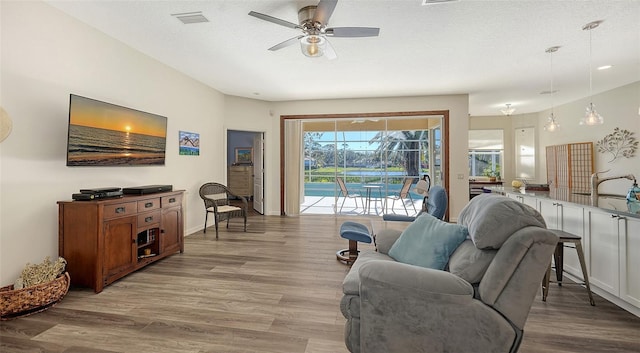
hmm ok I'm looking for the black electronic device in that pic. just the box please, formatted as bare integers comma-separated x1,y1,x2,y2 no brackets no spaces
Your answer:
72,193,96,201
78,187,123,199
122,185,173,195
72,189,123,201
80,187,122,194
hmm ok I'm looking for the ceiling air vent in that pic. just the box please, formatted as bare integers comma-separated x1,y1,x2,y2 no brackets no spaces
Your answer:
171,11,209,24
422,0,459,5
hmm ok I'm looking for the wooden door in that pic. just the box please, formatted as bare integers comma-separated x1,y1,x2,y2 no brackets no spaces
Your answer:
161,206,183,254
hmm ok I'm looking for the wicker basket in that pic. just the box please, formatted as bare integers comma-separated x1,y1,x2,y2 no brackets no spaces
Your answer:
0,272,70,320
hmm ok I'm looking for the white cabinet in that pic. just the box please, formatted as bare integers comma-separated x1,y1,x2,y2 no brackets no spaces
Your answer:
538,198,586,280
587,209,621,296
505,190,640,315
506,192,537,209
620,216,640,307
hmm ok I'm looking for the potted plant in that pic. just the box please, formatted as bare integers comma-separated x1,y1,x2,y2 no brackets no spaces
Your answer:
483,165,501,182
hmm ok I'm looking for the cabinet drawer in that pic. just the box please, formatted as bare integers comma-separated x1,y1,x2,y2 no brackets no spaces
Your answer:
138,210,161,228
104,202,138,219
161,194,182,208
137,198,160,212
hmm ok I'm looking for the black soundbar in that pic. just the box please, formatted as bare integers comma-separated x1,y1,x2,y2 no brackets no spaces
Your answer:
122,185,173,195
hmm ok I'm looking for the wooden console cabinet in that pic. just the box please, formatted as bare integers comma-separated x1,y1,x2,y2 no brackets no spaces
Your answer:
57,190,184,293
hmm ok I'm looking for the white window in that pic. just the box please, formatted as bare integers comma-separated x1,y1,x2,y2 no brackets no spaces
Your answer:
469,129,504,178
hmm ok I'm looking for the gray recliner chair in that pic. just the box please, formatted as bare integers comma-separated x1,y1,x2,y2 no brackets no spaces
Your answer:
340,194,558,353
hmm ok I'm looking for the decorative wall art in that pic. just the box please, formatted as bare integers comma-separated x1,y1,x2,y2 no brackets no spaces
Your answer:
596,127,637,162
235,147,253,164
179,131,200,156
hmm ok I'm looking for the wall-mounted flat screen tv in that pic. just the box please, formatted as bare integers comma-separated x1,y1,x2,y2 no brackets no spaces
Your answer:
66,94,167,166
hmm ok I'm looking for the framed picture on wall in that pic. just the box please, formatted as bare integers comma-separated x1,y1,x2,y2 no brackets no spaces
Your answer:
235,147,253,164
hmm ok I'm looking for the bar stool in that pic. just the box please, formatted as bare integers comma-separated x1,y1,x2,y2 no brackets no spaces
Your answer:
542,229,595,306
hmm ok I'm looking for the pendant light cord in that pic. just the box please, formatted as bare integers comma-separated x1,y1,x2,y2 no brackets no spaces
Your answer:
550,49,554,113
589,27,593,100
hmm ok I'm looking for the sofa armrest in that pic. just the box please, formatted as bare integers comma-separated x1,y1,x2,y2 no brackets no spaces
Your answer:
374,229,402,254
358,260,517,353
359,260,473,300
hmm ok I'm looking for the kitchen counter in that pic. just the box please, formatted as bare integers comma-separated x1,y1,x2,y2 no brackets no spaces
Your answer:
486,185,640,318
485,186,640,219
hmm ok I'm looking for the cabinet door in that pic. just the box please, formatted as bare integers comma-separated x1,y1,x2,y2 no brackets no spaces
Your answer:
557,203,586,280
506,193,537,210
161,206,183,254
103,215,137,279
588,210,620,296
620,216,640,307
538,199,560,229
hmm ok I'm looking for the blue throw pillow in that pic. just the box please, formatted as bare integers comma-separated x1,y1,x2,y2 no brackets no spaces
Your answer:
388,213,469,270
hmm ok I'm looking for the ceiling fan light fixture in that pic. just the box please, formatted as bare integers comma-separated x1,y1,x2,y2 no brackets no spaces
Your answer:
300,35,326,57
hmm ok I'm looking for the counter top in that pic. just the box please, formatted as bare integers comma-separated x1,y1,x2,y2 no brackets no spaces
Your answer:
485,186,640,219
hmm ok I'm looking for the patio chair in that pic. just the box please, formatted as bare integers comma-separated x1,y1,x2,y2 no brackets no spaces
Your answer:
337,177,361,213
384,177,418,215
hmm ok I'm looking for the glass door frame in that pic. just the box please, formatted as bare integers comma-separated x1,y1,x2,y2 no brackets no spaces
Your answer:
280,110,450,219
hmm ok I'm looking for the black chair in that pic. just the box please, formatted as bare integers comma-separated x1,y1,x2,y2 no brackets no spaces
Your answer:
382,185,448,222
198,182,247,239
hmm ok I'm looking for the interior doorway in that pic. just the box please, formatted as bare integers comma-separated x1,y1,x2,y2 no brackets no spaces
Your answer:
227,130,265,215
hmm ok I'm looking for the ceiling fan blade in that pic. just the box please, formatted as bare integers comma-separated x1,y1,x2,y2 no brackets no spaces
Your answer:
248,11,300,29
324,39,337,60
326,27,380,37
313,0,338,25
268,36,304,51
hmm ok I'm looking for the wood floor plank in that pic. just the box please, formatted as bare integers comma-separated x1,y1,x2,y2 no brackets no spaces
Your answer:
2,214,640,353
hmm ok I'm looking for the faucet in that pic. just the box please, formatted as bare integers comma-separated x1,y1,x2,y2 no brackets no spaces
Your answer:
590,171,636,206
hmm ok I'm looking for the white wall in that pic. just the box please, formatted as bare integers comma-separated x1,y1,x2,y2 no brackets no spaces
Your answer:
471,82,640,194
537,81,640,195
0,1,226,284
222,96,279,214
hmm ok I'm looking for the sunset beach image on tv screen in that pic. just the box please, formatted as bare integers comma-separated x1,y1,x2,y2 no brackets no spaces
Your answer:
66,95,167,166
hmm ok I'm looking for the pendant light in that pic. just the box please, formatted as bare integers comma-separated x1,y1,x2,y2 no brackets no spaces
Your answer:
544,46,561,132
501,104,515,116
579,20,604,126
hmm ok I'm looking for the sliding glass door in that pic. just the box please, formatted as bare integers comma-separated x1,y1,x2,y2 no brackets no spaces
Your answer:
301,116,441,215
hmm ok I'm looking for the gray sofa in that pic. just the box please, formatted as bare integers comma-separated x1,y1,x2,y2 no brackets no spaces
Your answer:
340,194,558,353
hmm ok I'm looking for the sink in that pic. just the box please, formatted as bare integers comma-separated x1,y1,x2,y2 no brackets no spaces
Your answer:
598,196,628,212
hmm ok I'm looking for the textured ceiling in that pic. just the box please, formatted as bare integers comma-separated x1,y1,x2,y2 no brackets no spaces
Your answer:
46,0,640,116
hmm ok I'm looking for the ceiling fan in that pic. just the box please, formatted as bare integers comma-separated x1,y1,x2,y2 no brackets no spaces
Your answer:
248,0,380,59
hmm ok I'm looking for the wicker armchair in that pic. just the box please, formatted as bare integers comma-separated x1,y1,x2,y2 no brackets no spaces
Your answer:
198,182,248,239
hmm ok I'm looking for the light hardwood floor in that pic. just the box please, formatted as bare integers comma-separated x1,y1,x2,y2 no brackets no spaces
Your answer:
2,214,640,353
